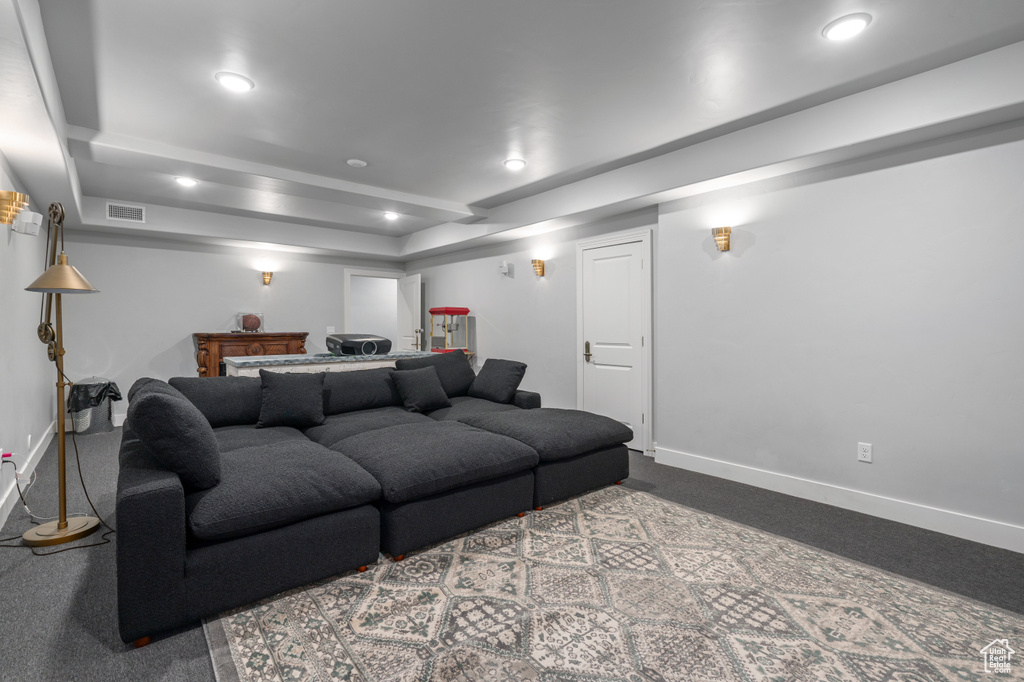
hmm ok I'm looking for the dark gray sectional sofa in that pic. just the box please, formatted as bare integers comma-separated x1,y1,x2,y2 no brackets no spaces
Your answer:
116,351,631,645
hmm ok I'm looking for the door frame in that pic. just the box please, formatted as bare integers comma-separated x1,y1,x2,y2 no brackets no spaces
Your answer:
342,267,406,334
576,228,654,454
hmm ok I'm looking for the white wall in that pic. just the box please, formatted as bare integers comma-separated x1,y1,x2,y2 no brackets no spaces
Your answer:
348,275,398,344
407,211,655,408
0,152,57,526
58,234,396,419
407,140,1024,552
655,137,1024,550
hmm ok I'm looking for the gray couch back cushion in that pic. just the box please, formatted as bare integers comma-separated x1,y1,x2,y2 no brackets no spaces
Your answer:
169,376,262,427
394,350,476,398
127,376,180,402
322,367,401,415
127,381,221,491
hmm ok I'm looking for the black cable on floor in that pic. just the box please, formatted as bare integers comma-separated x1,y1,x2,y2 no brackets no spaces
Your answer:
0,419,116,554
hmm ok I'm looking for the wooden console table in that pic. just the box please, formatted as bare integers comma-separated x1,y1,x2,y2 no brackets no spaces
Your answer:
192,332,308,377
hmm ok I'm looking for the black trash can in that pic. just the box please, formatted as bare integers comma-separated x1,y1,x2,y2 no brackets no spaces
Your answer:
68,377,122,434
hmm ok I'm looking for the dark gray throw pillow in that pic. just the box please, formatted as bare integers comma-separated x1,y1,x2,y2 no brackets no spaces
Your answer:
322,367,402,415
257,370,326,429
468,358,527,404
127,388,221,491
392,366,452,412
394,350,476,397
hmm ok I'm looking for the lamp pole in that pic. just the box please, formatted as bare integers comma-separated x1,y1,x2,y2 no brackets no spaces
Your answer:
22,204,101,547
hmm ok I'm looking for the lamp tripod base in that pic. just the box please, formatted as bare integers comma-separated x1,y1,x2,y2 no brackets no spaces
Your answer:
22,516,100,547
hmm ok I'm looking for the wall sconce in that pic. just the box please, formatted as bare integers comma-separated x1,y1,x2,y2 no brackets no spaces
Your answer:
262,271,273,285
531,259,545,277
1,190,30,225
712,226,732,252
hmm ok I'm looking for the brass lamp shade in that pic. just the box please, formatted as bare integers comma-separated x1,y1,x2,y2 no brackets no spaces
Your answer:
1,190,30,225
25,253,98,294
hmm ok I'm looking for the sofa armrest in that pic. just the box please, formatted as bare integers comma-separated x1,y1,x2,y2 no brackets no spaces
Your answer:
116,455,188,643
513,390,541,409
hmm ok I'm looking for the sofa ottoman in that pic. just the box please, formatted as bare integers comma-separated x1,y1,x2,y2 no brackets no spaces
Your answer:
335,421,539,557
459,408,633,507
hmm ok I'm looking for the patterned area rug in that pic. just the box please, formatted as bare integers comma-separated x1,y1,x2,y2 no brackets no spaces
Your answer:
204,486,1024,681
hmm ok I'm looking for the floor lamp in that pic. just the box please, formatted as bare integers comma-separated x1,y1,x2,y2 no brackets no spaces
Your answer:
22,202,101,547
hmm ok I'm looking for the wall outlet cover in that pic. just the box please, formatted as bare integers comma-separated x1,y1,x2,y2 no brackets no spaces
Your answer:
857,442,873,463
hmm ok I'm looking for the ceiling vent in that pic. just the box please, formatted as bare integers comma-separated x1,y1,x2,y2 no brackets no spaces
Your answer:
106,202,145,223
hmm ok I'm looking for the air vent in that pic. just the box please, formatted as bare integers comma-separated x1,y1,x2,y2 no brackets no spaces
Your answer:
106,202,145,223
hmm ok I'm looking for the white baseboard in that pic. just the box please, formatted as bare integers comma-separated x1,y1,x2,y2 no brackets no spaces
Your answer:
0,420,56,530
655,446,1024,555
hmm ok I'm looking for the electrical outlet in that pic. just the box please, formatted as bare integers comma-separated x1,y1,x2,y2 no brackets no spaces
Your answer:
857,442,873,463
327,326,336,334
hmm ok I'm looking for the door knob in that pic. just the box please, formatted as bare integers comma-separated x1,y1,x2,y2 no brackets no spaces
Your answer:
584,340,592,362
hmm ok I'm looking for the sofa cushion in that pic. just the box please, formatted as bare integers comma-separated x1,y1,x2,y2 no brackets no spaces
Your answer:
169,376,262,428
323,367,401,415
393,367,451,412
185,440,381,541
337,421,539,504
426,396,520,421
394,350,476,398
128,377,181,402
305,407,432,448
257,370,326,429
459,408,634,462
127,384,221,491
213,424,308,453
468,359,527,404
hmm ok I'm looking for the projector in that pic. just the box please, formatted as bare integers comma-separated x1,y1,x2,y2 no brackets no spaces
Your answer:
327,334,392,356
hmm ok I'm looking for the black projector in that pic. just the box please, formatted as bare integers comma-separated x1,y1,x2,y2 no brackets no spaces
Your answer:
327,334,392,356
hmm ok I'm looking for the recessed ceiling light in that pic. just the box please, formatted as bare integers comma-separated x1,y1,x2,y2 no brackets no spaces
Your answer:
503,158,527,171
823,13,872,41
347,159,368,168
383,211,400,221
175,177,198,187
215,71,255,92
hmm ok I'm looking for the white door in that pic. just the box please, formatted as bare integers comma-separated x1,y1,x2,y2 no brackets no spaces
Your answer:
397,274,423,351
581,241,645,450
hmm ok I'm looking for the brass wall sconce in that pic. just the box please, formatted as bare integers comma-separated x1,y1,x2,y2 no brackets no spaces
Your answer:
1,190,30,225
531,259,545,277
712,226,732,252
262,271,273,285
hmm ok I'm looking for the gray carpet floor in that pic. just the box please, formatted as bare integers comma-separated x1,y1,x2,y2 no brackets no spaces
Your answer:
1,431,1021,681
